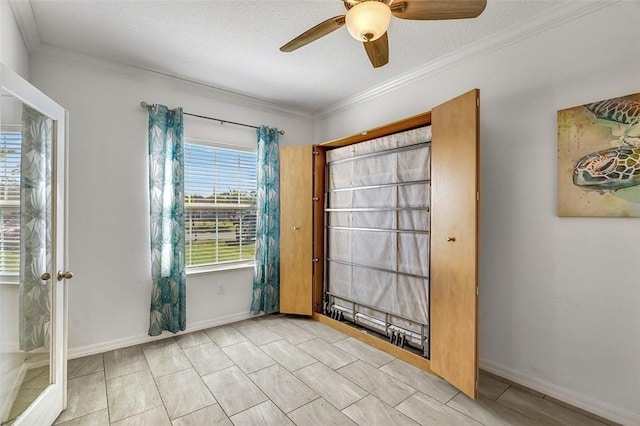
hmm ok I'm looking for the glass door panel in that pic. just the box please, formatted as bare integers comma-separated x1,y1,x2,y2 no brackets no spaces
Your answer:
0,64,67,426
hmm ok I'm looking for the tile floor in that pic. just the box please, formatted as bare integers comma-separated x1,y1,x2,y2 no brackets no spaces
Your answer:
54,315,614,426
7,363,50,422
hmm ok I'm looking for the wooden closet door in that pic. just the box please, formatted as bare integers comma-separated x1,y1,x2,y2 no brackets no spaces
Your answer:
279,145,313,315
431,89,480,398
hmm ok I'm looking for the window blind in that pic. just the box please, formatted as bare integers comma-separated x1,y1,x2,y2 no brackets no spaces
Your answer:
0,131,21,275
184,141,257,268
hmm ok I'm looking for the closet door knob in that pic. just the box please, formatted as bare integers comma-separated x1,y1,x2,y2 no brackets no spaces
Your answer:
40,272,51,281
447,237,456,242
293,226,300,231
57,271,74,281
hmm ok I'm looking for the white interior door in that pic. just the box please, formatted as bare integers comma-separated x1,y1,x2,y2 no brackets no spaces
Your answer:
0,63,68,425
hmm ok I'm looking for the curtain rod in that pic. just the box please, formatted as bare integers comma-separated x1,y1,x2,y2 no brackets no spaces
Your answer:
140,101,285,135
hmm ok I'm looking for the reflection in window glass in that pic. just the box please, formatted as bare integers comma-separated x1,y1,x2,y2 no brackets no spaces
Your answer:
0,131,21,274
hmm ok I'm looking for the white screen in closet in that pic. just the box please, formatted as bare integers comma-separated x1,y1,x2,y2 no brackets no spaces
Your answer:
326,126,432,329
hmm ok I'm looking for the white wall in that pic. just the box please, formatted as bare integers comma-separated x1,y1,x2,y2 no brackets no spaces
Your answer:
314,2,640,424
0,0,28,77
28,50,313,356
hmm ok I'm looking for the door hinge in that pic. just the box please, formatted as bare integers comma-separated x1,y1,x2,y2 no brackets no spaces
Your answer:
476,380,479,390
476,286,479,296
312,151,319,155
476,191,479,201
312,258,319,263
476,98,480,107
312,197,319,201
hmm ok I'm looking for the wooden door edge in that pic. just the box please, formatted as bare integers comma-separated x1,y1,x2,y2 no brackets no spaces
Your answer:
430,88,480,399
279,146,314,315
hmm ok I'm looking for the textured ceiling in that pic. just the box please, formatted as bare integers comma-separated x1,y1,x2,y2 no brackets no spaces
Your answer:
26,0,563,113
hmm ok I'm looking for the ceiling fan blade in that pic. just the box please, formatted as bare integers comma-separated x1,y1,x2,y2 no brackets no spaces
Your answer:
280,15,346,52
391,0,487,20
363,32,389,68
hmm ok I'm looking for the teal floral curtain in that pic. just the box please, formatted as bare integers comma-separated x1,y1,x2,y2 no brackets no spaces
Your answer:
250,126,280,314
19,106,52,352
147,105,186,336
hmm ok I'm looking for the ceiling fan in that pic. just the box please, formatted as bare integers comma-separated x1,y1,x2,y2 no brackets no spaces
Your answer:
280,0,487,68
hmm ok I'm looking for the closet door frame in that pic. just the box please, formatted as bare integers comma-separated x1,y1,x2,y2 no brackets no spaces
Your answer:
312,89,480,399
314,110,434,373
311,147,325,312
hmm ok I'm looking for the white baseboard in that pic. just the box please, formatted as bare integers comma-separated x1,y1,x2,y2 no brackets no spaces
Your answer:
480,359,640,426
68,311,255,359
24,355,49,371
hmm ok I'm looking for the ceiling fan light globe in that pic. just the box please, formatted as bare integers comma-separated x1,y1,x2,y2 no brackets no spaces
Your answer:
345,1,391,42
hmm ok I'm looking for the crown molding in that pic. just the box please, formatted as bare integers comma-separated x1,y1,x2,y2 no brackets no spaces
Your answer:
10,0,618,123
313,0,619,120
30,43,313,121
10,0,312,122
8,0,40,53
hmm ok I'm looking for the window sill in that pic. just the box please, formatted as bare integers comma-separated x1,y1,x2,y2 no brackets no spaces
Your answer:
186,261,255,276
0,275,19,286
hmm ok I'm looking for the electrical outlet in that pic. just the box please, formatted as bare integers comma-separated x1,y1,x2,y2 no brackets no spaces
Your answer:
218,283,225,295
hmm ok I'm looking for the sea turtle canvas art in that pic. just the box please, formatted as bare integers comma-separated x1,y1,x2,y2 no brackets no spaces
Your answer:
558,92,640,217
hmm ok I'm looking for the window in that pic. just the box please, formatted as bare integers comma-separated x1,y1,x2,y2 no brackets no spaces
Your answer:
0,131,21,276
184,141,257,269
